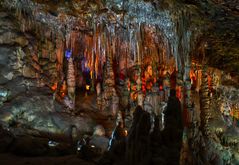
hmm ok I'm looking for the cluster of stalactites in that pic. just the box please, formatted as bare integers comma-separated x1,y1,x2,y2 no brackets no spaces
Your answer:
96,24,173,71
61,23,174,79
5,0,198,79
4,0,201,113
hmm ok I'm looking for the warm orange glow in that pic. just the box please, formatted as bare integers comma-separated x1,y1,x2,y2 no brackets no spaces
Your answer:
176,86,182,100
61,81,67,92
190,69,196,84
208,74,212,90
59,81,67,98
61,92,65,97
90,71,93,79
86,85,90,91
131,85,137,91
146,82,153,90
230,108,239,119
127,80,131,91
51,83,58,91
124,130,128,136
130,92,137,101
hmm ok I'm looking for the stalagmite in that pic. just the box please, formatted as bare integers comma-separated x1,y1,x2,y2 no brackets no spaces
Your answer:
67,57,76,109
183,65,192,126
200,66,211,136
101,31,118,114
195,67,202,92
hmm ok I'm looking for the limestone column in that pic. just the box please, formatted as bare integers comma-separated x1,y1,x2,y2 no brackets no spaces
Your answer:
183,65,192,127
67,57,75,109
200,66,211,136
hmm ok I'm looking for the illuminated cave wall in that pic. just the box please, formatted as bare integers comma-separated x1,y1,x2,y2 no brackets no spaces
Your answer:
0,0,238,163
0,0,202,111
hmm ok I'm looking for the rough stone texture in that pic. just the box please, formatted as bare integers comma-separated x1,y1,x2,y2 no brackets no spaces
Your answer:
188,73,239,164
0,11,28,47
93,125,106,137
0,47,16,84
89,135,109,153
0,93,96,139
22,65,37,78
0,8,92,144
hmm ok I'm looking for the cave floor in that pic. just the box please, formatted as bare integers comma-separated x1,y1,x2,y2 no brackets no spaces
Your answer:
0,153,95,165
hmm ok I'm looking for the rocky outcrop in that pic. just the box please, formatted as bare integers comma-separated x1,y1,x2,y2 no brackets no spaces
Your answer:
0,8,95,142
200,67,211,136
188,72,239,165
0,94,96,139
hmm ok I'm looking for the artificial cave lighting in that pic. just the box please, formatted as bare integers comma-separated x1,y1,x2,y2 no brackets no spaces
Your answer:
0,0,238,165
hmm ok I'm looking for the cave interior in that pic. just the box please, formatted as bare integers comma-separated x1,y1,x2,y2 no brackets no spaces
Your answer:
0,0,238,164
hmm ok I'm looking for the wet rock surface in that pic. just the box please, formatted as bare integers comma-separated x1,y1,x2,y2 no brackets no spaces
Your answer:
0,93,96,139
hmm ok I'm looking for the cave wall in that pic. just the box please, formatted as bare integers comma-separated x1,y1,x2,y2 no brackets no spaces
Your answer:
0,6,98,140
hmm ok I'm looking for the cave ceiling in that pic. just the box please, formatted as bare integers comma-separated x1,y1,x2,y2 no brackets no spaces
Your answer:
187,0,239,75
1,0,238,75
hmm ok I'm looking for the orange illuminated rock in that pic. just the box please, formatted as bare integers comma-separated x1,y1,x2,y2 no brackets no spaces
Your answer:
51,82,58,91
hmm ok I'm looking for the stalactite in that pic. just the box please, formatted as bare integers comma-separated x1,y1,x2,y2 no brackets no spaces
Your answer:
195,67,202,93
183,65,192,127
91,51,95,92
66,32,71,50
56,40,64,72
101,25,119,113
136,23,141,65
